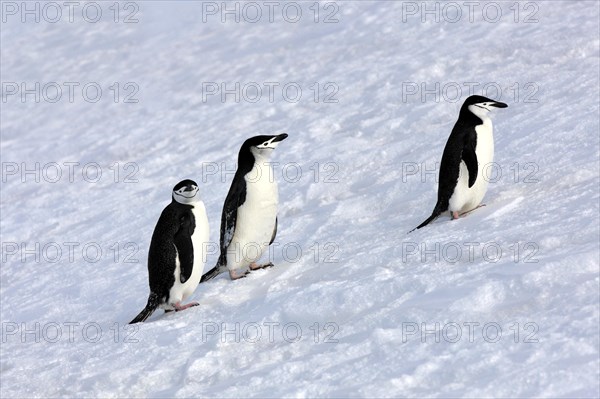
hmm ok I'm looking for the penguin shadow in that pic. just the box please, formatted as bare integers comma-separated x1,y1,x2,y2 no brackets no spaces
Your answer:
133,307,197,325
235,258,298,293
480,196,524,222
408,205,494,234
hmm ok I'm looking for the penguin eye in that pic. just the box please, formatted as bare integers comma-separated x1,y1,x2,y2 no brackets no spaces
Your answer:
263,142,269,146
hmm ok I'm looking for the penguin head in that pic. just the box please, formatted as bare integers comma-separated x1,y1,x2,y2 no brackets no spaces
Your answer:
243,133,288,159
172,179,200,205
463,95,508,119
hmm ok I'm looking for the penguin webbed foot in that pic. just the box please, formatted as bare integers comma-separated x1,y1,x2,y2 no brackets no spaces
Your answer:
173,302,199,312
229,268,251,280
249,262,274,270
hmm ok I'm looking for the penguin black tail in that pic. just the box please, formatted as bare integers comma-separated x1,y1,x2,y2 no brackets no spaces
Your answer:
409,204,443,233
199,266,219,283
129,292,160,324
199,257,227,284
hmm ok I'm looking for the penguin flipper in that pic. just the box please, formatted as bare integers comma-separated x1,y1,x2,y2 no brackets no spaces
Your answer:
199,177,247,284
129,292,160,324
174,211,195,284
198,206,237,284
219,174,247,263
220,180,245,254
462,132,478,188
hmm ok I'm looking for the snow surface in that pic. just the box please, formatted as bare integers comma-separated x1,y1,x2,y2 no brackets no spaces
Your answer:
1,1,599,397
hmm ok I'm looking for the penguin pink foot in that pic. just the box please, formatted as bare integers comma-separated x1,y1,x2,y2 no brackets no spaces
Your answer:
174,302,199,312
249,262,274,270
229,269,250,280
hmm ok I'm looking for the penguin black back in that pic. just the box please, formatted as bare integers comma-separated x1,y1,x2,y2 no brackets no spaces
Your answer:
147,201,196,291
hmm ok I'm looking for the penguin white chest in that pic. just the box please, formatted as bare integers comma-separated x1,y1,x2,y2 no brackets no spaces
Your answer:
168,202,210,306
449,118,494,213
229,161,278,266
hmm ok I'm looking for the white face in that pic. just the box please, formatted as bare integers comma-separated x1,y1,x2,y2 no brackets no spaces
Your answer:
173,185,200,205
251,137,281,158
468,102,495,119
256,137,282,150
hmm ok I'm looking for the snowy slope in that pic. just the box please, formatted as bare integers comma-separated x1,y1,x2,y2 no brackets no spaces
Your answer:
1,1,599,397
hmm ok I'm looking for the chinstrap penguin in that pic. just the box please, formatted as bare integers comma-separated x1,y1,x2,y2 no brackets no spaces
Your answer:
130,179,210,323
201,133,288,281
411,95,508,231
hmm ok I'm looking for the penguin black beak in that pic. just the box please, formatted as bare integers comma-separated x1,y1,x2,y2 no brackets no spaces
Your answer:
184,185,197,192
491,101,508,108
272,133,288,143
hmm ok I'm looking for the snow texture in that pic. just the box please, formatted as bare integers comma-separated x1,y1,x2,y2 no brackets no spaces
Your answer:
1,1,599,398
